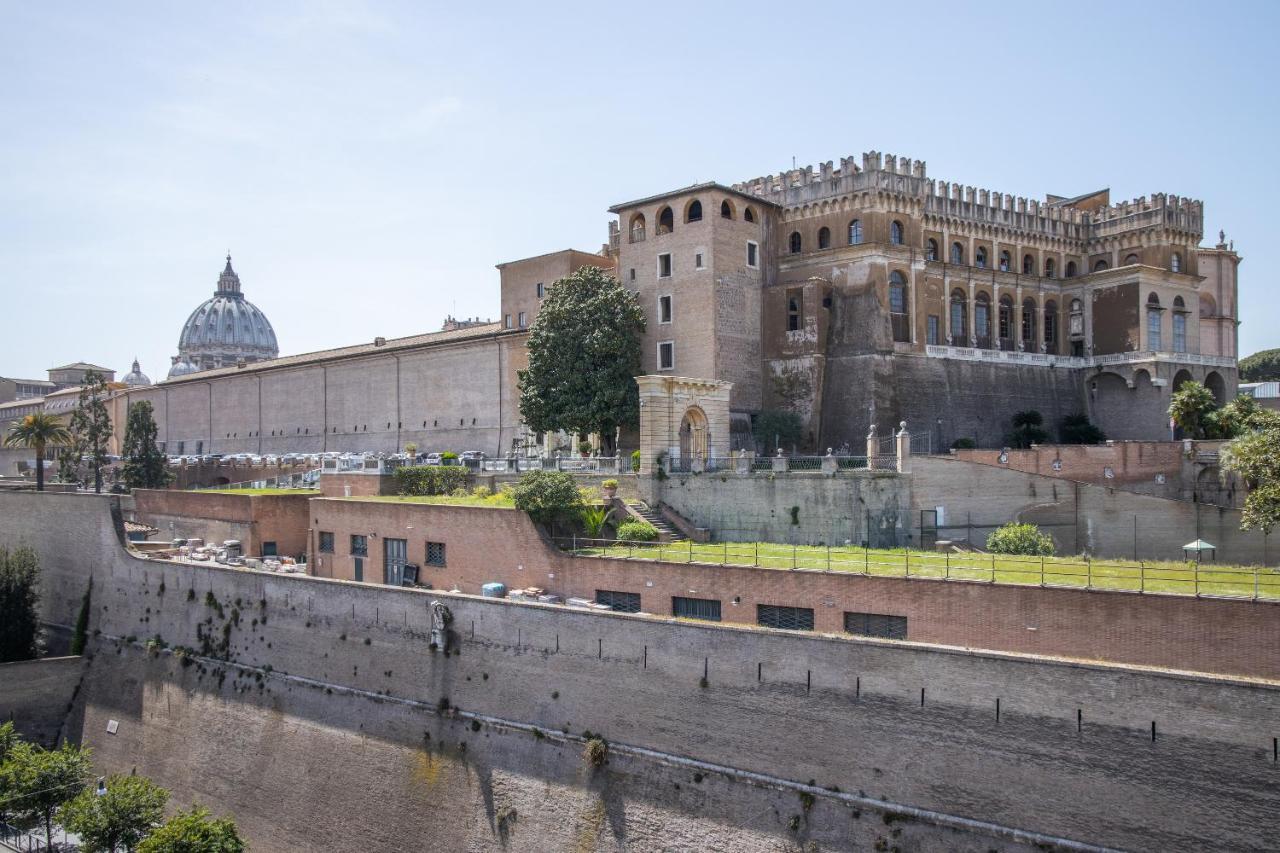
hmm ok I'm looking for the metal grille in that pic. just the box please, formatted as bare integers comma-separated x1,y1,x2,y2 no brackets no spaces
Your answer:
844,611,907,640
383,538,407,586
595,589,641,613
350,535,368,557
672,596,721,622
425,541,446,567
318,531,334,553
756,604,814,631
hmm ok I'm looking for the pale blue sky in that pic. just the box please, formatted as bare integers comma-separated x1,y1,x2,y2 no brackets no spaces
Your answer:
2,1,1277,381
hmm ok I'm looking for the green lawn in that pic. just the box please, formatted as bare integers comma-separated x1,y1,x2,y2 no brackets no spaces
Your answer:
347,493,516,508
199,488,320,496
568,540,1280,601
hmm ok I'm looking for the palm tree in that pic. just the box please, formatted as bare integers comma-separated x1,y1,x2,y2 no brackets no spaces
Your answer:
4,413,70,492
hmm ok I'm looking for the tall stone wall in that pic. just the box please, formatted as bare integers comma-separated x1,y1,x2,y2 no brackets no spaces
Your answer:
5,492,1280,851
0,657,84,747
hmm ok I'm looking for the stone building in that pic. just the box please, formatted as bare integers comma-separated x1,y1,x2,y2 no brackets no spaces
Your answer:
608,151,1240,450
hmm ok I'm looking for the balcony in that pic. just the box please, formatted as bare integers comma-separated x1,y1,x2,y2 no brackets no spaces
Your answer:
925,345,1234,370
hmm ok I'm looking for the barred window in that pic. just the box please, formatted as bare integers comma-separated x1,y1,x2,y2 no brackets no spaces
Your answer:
595,589,641,613
351,534,368,557
757,604,814,631
672,596,721,621
318,531,334,553
844,611,907,639
425,541,446,567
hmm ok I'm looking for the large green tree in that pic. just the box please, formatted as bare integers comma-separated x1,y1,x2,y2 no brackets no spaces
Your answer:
517,266,645,456
136,807,245,853
62,773,169,853
1168,381,1219,439
0,546,41,662
121,402,171,490
4,412,69,492
3,741,91,849
65,371,113,493
1220,407,1280,533
1239,348,1280,382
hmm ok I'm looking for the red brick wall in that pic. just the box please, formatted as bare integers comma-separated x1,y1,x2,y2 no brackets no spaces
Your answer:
317,473,396,498
307,499,1280,679
954,442,1186,488
135,490,310,559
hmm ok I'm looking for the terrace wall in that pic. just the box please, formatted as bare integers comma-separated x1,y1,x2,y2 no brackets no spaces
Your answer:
133,490,310,558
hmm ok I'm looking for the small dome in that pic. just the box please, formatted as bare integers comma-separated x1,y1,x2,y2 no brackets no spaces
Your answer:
166,357,199,378
122,358,152,387
172,254,279,374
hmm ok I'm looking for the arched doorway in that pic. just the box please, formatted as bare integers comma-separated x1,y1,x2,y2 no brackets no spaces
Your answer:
1205,371,1227,406
678,406,709,470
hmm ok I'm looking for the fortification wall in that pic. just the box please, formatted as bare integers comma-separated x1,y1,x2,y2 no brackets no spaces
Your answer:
4,492,1279,851
0,656,84,747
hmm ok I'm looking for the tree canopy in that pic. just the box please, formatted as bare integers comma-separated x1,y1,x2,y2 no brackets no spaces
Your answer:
1239,348,1280,382
752,410,804,453
136,807,245,853
1220,406,1280,534
64,370,113,493
2,740,92,849
1168,381,1219,439
1005,410,1048,449
62,773,169,853
4,412,69,492
510,470,584,527
0,546,41,662
517,266,645,455
122,401,171,490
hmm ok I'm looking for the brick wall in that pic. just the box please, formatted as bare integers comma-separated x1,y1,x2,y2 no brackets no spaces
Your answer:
134,490,310,558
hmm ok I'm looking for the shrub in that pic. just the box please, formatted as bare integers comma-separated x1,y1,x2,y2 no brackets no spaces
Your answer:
631,450,641,472
471,485,492,499
753,409,804,453
1006,410,1048,449
580,505,612,537
583,736,608,768
511,470,584,525
601,478,618,490
616,520,658,542
441,451,458,462
394,465,469,496
986,522,1055,556
950,437,976,450
577,439,592,455
1059,413,1106,445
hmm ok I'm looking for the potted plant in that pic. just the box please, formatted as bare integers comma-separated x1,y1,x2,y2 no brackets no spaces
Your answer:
578,439,592,458
601,478,618,499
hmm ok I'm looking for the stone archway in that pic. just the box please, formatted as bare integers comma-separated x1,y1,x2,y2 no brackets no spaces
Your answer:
1205,371,1227,406
678,406,709,470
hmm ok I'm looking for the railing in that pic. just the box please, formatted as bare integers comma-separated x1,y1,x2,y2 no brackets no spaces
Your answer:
926,344,1235,370
0,822,52,852
787,456,824,472
553,538,1280,602
479,456,622,474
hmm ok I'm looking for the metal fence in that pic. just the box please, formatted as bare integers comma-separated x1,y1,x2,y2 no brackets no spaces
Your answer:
1,823,53,852
479,456,624,474
553,537,1280,602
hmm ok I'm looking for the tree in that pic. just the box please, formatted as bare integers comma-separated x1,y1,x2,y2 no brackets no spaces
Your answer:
1168,381,1219,439
510,470,583,530
986,522,1055,556
1239,348,1280,382
62,774,169,853
3,741,91,849
67,371,113,493
4,412,70,492
1005,410,1048,449
136,807,245,853
517,267,645,456
1058,413,1106,445
0,546,42,662
1220,408,1280,534
1207,394,1261,440
121,402,171,491
752,410,804,453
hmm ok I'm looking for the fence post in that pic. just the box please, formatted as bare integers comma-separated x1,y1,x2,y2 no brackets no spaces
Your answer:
572,533,576,553
1140,562,1145,593
905,549,909,577
1087,557,1092,590
1255,567,1259,601
688,539,693,564
754,541,758,567
1040,554,1045,587
945,550,950,580
792,544,797,570
827,544,831,572
1194,562,1199,597
724,541,728,566
992,552,996,583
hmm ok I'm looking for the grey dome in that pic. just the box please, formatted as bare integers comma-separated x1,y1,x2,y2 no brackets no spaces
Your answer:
173,255,278,373
166,357,198,378
122,358,152,387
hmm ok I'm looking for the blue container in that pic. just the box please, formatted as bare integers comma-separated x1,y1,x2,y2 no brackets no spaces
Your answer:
481,582,507,598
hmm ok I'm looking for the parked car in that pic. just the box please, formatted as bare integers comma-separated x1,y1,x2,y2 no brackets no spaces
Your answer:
423,453,442,466
459,450,485,461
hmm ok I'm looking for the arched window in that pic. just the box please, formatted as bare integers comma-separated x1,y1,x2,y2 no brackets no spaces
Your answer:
628,213,646,244
657,206,674,235
685,200,702,223
974,292,991,346
1124,253,1139,266
1044,258,1056,278
1043,300,1058,351
789,231,802,254
1093,259,1109,272
818,226,831,249
1173,295,1186,309
975,247,988,269
1022,254,1034,275
1021,298,1037,348
744,207,756,223
889,271,909,342
1147,293,1161,306
925,238,938,261
1066,261,1078,278
999,250,1011,272
848,219,862,245
998,295,1014,347
950,242,964,265
1171,252,1182,273
949,289,968,342
891,220,904,245
720,200,734,219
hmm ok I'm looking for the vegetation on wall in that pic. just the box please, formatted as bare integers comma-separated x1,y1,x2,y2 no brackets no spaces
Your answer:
0,546,41,662
1239,348,1280,382
122,401,172,490
517,266,645,456
1058,413,1106,445
393,465,469,496
986,522,1055,556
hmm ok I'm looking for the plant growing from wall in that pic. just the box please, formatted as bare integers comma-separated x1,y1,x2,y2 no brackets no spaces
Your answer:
0,546,41,662
1058,413,1106,445
1005,410,1048,449
517,266,645,456
4,412,70,492
986,522,1055,556
615,520,658,542
70,578,92,656
66,370,113,493
136,807,245,853
583,736,609,769
62,773,169,853
122,401,172,490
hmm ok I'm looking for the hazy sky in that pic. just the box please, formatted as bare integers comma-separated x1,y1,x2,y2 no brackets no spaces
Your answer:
3,1,1277,381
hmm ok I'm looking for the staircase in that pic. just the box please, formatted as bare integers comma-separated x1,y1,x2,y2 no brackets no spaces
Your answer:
632,502,686,542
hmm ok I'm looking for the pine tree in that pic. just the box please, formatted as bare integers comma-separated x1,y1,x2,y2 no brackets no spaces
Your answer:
66,370,112,493
122,401,171,490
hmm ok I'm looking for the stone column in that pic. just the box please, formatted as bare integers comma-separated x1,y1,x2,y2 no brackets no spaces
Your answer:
771,448,787,473
866,424,879,469
896,422,911,474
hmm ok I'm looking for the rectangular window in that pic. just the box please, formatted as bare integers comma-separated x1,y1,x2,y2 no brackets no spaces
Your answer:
844,611,907,639
518,311,527,328
351,534,368,557
659,295,672,324
1148,309,1162,351
657,341,674,371
786,288,803,332
318,531,334,553
629,268,636,281
504,314,512,329
673,596,721,621
262,541,278,557
746,241,758,268
595,589,641,613
425,541,446,567
658,253,672,278
695,252,704,270
757,604,814,631
1173,313,1186,353
927,315,940,345
536,282,544,298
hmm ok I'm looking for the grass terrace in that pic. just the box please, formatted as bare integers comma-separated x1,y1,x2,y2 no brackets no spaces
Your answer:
347,492,517,508
564,538,1280,601
198,488,321,496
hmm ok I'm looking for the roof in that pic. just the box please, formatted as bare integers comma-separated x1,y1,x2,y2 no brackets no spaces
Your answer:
495,248,610,270
1240,382,1280,399
158,321,507,385
48,362,113,373
0,377,55,387
0,397,45,413
1182,539,1216,551
608,181,780,214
